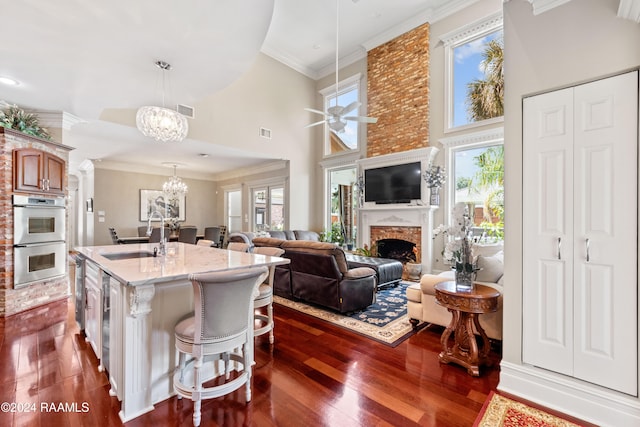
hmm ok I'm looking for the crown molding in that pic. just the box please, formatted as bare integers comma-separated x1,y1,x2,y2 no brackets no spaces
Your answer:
362,0,481,52
439,127,504,148
618,0,640,22
260,44,319,79
440,11,503,46
525,0,572,15
29,110,87,130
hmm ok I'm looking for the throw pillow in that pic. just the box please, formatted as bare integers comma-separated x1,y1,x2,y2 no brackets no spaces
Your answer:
475,254,504,283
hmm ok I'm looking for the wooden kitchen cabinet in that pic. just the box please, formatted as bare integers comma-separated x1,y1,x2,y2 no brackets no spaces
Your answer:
13,148,65,195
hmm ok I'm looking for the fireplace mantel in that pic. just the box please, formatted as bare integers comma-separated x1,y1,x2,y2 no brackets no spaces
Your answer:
359,204,437,273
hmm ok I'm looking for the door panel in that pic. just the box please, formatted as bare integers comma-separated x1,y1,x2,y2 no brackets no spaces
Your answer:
523,88,574,374
573,71,637,395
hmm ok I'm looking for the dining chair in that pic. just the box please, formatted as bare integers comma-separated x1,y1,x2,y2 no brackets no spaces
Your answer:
227,242,250,252
203,227,221,247
174,267,269,427
251,246,285,344
109,227,123,244
137,226,148,237
149,227,170,243
178,227,198,244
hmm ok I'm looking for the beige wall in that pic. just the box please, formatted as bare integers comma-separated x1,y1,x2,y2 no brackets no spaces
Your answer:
502,0,640,366
190,53,319,231
93,168,217,246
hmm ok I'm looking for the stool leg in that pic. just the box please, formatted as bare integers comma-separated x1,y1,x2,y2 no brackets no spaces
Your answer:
193,356,202,427
267,302,274,344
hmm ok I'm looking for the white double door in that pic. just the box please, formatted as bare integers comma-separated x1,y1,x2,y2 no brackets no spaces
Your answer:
523,71,638,395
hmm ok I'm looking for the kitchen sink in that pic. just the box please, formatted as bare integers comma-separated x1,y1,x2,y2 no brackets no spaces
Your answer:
102,251,155,260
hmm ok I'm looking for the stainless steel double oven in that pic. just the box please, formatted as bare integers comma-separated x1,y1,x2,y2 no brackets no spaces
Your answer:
13,195,66,288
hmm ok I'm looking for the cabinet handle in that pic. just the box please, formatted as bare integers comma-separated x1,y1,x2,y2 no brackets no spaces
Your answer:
557,237,562,260
41,178,45,190
586,238,590,263
45,178,50,191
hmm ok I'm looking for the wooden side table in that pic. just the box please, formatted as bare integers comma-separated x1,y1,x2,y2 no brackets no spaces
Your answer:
434,281,500,376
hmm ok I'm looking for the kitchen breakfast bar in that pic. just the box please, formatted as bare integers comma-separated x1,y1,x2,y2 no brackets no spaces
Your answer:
73,242,289,422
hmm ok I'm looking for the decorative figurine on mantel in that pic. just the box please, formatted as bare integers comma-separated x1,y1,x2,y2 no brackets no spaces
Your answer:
423,164,446,206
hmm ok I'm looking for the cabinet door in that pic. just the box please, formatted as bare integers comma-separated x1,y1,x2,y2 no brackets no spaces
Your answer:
572,72,637,395
523,87,575,376
13,148,44,192
44,153,65,194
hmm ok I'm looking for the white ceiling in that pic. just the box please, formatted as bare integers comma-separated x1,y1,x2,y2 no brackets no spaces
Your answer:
0,0,476,178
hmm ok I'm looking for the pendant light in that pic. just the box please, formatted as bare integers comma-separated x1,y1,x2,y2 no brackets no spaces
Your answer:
136,61,189,143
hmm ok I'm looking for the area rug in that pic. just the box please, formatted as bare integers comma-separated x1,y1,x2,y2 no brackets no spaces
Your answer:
274,282,421,347
474,392,585,427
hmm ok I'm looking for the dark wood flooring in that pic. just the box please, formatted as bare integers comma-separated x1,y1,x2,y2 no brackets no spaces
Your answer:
0,297,594,426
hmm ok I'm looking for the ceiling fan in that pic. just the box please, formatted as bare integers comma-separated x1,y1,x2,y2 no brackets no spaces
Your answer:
305,0,377,133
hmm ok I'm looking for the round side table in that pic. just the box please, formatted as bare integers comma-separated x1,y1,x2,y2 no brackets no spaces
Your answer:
434,281,500,376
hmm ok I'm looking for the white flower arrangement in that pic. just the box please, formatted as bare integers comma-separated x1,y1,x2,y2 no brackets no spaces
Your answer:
423,164,446,188
433,202,475,272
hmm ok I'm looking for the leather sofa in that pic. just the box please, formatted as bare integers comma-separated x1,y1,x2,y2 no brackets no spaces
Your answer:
228,230,320,246
406,243,504,340
252,237,377,313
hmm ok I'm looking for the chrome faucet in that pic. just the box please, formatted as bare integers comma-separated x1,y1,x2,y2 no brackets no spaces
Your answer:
146,210,166,255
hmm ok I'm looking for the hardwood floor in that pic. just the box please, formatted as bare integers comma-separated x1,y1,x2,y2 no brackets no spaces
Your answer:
0,297,592,427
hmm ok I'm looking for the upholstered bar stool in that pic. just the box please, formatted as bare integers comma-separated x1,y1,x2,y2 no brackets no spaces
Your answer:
174,267,269,427
227,242,251,252
251,246,285,344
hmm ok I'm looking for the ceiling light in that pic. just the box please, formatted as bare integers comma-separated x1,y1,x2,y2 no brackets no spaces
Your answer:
0,76,19,86
136,61,188,143
162,164,188,200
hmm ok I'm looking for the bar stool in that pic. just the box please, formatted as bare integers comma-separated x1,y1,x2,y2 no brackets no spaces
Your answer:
173,267,268,427
251,247,285,344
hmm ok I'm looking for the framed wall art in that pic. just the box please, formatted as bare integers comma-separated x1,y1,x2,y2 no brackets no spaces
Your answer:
140,189,186,222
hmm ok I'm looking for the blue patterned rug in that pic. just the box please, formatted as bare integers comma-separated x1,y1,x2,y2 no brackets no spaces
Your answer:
274,282,421,346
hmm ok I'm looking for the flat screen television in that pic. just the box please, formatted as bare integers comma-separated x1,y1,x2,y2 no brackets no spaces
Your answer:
364,162,422,204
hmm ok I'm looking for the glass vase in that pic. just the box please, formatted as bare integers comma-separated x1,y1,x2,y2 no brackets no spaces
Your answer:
455,269,474,291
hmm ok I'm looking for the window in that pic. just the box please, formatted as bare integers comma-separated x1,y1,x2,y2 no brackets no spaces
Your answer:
441,128,504,241
325,166,358,246
320,73,363,156
250,183,285,232
225,189,242,233
443,12,503,131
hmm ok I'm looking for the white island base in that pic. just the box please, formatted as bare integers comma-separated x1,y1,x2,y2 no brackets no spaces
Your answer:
74,243,289,422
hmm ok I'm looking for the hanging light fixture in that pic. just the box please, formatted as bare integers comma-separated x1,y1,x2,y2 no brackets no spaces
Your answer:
136,61,189,143
163,164,188,199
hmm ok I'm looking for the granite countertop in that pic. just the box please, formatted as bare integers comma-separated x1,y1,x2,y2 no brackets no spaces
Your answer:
74,242,288,286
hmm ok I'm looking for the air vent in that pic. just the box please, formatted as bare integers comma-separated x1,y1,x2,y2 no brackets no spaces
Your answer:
176,104,195,119
259,127,272,139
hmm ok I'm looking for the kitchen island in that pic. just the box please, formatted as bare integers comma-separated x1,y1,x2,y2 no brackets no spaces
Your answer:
74,242,289,422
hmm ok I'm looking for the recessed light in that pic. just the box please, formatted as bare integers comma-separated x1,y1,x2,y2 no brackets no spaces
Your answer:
198,153,209,158
0,76,19,86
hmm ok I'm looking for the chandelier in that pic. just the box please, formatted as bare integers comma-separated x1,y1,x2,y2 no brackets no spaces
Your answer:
136,61,189,143
163,165,188,199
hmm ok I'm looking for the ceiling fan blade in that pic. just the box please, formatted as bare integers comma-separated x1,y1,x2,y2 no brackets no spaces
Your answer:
342,101,361,114
304,107,328,116
344,115,378,124
305,119,327,128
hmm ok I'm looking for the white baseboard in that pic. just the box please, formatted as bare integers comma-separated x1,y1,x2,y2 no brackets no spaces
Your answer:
499,361,640,427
